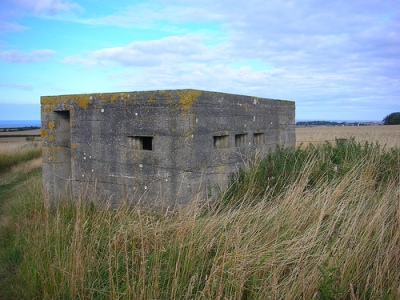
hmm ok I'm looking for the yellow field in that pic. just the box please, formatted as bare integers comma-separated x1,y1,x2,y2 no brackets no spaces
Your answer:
0,129,41,173
296,125,400,148
0,129,41,136
0,129,41,145
1,126,399,151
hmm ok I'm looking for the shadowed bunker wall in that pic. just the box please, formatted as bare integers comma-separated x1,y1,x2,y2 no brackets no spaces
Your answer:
41,89,295,207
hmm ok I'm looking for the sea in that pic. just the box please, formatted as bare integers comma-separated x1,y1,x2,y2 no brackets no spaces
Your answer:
0,120,41,128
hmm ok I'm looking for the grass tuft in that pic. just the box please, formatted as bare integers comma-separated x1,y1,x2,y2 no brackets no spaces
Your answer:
0,142,41,173
0,139,399,299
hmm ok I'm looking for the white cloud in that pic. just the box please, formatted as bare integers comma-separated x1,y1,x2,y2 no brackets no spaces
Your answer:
71,3,222,28
59,0,400,120
9,0,82,14
105,63,345,100
0,83,33,91
0,49,55,63
5,0,397,119
0,0,82,33
63,35,225,66
0,20,27,33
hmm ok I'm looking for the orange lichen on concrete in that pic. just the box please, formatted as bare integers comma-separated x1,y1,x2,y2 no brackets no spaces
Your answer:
178,90,202,112
41,94,92,110
98,92,130,104
48,121,54,132
71,144,77,149
77,95,91,109
104,93,119,103
40,96,58,106
41,129,48,137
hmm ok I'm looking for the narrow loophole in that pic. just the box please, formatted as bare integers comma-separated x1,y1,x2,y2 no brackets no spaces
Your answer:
128,136,153,150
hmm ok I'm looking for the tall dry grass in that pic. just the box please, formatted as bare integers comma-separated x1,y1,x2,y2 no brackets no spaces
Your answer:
1,139,399,299
0,141,41,173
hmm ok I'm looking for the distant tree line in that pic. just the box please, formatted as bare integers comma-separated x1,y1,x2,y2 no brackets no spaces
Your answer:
296,121,367,126
0,126,40,132
383,112,400,125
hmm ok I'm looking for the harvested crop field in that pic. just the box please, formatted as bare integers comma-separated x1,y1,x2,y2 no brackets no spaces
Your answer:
296,125,400,148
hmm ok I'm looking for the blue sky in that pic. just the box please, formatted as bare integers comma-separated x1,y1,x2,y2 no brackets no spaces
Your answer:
0,0,399,121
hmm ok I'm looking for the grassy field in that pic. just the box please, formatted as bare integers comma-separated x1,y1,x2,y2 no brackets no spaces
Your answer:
0,128,41,136
0,141,41,174
0,129,41,143
0,126,399,299
296,125,400,148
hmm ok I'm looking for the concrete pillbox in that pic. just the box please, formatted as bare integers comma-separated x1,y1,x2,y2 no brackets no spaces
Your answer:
41,89,295,207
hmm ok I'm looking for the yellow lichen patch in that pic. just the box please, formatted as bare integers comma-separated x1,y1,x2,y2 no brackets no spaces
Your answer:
41,96,58,106
160,90,173,97
147,91,157,103
109,93,120,103
71,144,77,149
48,121,55,132
216,130,229,136
49,135,54,142
42,146,51,155
45,146,65,160
41,129,48,137
98,92,129,104
42,94,93,110
46,147,57,160
182,129,192,137
77,95,91,109
178,90,202,113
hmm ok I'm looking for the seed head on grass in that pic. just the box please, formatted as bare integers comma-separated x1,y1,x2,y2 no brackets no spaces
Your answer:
1,139,399,299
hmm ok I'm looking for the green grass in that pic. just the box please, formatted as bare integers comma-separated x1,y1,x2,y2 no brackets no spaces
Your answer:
0,143,41,173
222,138,399,206
0,139,399,299
0,168,42,299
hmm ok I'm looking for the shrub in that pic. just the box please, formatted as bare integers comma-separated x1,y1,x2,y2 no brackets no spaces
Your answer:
383,112,400,125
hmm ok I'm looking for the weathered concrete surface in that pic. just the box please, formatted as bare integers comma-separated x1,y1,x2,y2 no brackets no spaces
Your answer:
41,89,295,207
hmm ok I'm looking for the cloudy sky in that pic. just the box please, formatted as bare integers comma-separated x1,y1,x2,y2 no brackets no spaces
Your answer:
0,0,399,121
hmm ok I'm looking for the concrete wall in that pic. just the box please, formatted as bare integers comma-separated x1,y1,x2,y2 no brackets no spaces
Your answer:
41,89,295,207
